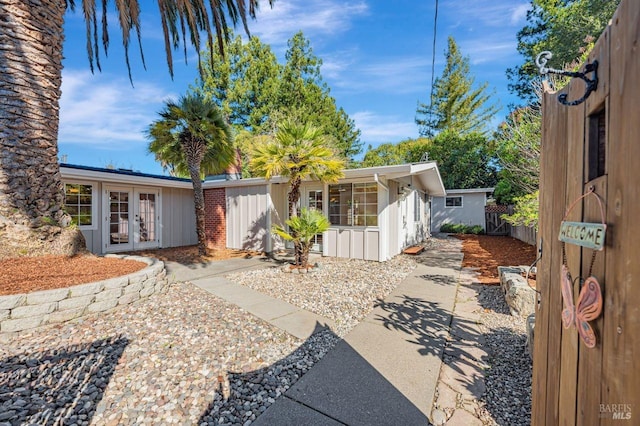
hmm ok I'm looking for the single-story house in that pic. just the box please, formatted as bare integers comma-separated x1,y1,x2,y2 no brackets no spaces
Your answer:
60,162,446,262
430,188,494,232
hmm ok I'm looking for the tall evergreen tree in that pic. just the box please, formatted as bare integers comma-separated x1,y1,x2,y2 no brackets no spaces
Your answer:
416,36,499,137
194,32,280,131
507,0,620,102
196,31,362,161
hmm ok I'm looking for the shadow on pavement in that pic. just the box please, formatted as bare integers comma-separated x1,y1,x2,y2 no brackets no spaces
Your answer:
199,322,430,425
0,336,128,424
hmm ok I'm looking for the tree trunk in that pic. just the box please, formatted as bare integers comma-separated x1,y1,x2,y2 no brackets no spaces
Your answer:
0,0,86,257
185,144,207,256
300,242,310,269
288,176,302,265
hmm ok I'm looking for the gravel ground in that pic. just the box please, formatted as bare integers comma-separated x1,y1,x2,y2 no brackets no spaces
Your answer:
477,285,532,426
227,255,416,337
0,282,339,425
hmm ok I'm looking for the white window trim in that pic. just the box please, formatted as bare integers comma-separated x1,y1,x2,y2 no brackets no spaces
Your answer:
64,181,98,231
328,182,379,228
445,196,464,209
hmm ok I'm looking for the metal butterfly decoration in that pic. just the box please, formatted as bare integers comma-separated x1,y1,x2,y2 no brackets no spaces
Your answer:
560,264,603,348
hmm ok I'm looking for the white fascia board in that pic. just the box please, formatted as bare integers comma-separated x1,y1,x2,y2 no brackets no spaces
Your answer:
60,167,193,189
445,188,495,194
202,176,285,189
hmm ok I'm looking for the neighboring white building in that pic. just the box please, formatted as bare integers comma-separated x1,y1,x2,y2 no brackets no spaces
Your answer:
61,162,446,262
431,188,494,232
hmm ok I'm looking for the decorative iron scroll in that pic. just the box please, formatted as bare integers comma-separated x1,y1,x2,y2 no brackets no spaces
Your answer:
535,51,599,106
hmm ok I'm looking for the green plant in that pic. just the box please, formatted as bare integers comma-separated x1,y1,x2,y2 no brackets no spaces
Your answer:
273,208,330,268
440,223,485,235
501,191,539,230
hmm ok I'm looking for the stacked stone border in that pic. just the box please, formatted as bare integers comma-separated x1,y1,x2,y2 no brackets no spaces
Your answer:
0,255,168,336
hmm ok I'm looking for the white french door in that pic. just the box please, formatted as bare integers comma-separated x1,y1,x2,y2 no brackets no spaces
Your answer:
104,186,161,252
305,187,324,253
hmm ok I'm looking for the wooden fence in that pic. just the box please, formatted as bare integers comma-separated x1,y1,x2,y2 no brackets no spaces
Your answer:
510,224,537,246
484,204,510,236
532,0,639,423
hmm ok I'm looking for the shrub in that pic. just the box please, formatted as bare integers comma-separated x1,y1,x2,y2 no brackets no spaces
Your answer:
440,223,485,234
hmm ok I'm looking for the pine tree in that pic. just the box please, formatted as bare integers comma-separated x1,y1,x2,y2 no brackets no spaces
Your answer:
416,36,499,137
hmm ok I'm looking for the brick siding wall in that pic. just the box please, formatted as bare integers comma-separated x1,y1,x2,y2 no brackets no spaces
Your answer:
204,188,226,249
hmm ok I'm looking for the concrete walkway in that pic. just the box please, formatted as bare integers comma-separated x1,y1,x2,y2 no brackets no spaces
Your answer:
167,239,488,425
165,255,336,340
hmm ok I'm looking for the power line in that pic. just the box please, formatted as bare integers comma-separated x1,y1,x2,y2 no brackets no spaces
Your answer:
428,0,439,122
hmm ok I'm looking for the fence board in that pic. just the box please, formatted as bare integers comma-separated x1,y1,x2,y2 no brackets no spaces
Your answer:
577,177,607,425
601,1,640,423
530,84,554,425
558,78,587,426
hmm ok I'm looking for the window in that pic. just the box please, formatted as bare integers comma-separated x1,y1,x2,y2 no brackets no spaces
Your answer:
329,182,378,226
445,196,463,208
414,191,421,221
64,183,96,229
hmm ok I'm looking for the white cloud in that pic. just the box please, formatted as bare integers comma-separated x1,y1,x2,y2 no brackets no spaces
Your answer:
251,0,369,48
59,69,177,149
442,0,530,28
352,111,418,144
329,55,434,96
460,38,518,64
510,4,530,25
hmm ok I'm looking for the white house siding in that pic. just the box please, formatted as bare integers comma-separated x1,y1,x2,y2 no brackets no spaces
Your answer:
325,228,380,261
431,190,489,231
161,187,197,248
226,185,270,251
61,177,197,254
269,183,288,251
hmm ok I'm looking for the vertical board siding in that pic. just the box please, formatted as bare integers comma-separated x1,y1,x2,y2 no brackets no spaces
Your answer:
532,1,639,423
226,185,269,251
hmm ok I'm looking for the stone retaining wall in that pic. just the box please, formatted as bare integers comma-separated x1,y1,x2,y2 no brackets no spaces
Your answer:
0,255,167,336
498,266,536,317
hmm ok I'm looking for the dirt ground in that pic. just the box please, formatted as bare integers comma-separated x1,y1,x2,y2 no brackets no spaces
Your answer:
0,246,255,296
456,234,538,285
1,236,536,296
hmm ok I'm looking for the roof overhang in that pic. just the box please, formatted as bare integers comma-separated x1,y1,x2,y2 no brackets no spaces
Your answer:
60,165,194,189
344,162,446,196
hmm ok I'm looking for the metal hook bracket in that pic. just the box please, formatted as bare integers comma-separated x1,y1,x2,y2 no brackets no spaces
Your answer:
535,51,598,106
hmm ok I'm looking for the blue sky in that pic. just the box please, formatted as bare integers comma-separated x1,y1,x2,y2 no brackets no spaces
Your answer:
59,0,530,175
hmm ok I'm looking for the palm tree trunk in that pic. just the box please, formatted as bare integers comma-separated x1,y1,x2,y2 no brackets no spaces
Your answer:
0,0,86,257
184,145,208,256
288,176,302,265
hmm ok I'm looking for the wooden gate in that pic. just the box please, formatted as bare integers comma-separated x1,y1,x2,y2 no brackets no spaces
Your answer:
484,204,510,236
532,0,639,424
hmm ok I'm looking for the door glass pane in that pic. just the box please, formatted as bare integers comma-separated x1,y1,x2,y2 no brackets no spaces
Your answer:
138,193,156,242
308,190,323,251
109,191,129,244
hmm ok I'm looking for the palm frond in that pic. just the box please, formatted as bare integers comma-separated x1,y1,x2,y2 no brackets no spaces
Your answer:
72,0,270,80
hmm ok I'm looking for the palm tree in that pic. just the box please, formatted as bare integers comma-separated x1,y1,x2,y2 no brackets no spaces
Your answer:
249,120,344,265
148,93,234,256
0,0,268,257
273,208,330,269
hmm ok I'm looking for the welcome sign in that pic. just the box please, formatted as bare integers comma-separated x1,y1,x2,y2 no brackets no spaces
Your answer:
559,221,606,250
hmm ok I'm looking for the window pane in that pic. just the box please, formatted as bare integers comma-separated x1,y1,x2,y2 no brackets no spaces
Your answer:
365,215,378,226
